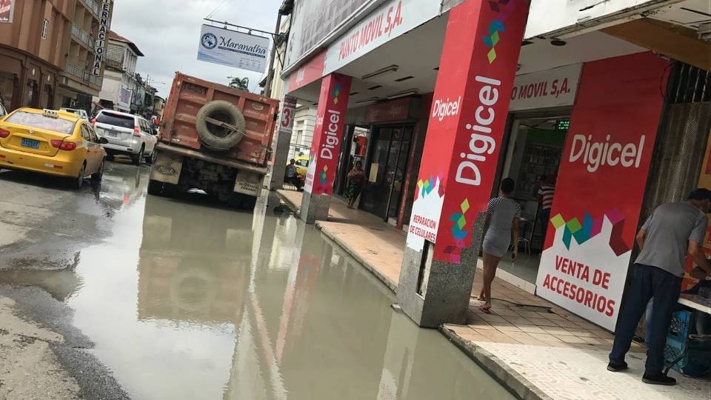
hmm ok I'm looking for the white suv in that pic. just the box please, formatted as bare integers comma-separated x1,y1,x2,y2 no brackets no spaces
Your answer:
93,110,158,165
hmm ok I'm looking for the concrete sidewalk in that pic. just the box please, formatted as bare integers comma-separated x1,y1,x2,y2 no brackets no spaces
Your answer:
276,189,711,400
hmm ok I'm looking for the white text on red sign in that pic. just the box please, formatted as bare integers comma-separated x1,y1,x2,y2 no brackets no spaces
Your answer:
455,76,500,187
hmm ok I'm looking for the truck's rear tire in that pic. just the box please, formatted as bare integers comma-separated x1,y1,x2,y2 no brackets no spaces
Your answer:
240,195,257,211
195,100,246,151
148,179,175,197
227,193,257,211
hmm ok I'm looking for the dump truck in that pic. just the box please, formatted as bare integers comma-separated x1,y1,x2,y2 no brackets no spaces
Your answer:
148,72,279,210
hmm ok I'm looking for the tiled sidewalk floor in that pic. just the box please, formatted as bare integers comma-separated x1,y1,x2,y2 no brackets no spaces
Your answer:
276,189,711,400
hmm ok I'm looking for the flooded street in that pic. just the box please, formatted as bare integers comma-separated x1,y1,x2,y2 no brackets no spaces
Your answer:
0,165,512,400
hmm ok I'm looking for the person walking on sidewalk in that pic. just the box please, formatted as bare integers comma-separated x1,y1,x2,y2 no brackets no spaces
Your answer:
346,161,366,209
608,188,711,386
478,178,521,314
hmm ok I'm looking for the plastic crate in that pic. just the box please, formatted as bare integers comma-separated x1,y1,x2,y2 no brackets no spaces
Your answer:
667,311,692,342
664,337,689,372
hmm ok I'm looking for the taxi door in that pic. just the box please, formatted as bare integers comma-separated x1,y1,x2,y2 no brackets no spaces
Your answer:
80,123,101,174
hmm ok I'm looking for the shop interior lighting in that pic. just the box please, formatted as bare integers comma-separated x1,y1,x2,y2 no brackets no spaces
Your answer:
386,88,419,100
362,65,399,81
394,76,414,82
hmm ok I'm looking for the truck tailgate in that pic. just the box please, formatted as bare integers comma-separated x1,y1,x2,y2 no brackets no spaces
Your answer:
161,73,279,166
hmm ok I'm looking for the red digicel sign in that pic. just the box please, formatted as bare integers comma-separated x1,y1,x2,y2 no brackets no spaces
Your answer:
535,52,668,330
304,74,352,195
419,0,528,263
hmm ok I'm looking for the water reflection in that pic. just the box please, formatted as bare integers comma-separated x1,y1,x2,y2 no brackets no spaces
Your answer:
93,164,146,216
67,193,512,399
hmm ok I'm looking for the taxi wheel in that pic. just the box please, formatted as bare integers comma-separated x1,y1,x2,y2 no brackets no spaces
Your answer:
91,160,105,183
70,164,86,190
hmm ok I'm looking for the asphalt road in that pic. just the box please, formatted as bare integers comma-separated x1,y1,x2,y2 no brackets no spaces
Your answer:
0,162,142,400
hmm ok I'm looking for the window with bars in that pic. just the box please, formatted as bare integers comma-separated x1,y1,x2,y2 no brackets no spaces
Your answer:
41,19,49,39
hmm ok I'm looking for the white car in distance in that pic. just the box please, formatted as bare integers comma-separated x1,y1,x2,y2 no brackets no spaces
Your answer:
92,110,158,165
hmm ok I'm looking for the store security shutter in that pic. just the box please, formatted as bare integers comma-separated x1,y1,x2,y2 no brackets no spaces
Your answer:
643,63,711,216
636,62,711,341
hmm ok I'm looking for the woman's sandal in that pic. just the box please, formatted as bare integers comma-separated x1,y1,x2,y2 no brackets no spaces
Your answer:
479,305,492,314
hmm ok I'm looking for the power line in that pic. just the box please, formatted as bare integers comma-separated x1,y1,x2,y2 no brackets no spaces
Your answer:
206,0,233,20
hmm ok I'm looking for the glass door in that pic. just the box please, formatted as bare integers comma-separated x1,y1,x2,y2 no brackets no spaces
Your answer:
361,128,392,217
386,127,413,221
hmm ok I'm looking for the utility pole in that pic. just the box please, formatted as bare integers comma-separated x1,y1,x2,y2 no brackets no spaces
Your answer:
144,75,165,118
264,0,293,98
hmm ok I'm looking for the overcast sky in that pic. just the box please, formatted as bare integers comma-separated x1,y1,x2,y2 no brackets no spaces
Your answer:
109,0,283,96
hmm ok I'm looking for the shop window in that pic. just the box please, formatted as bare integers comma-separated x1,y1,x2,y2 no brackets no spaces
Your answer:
0,72,15,110
26,80,39,108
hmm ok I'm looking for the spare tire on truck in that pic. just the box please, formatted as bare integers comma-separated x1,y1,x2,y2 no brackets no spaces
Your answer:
195,100,246,151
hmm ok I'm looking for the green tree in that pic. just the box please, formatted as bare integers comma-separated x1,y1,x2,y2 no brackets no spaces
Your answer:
228,76,249,91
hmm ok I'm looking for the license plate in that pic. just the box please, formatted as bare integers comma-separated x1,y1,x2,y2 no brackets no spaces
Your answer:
107,131,118,137
21,138,40,149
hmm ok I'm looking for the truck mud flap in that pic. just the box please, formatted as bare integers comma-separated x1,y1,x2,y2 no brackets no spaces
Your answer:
150,151,184,185
233,171,263,197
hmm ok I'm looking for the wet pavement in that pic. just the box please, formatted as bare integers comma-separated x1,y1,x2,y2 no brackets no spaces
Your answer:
0,164,513,399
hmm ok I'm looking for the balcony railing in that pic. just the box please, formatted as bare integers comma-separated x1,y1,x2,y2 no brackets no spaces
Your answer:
105,59,124,71
81,0,101,18
65,63,84,79
65,63,103,88
71,25,95,48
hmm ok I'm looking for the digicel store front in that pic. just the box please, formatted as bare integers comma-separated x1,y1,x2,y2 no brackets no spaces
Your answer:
281,0,710,331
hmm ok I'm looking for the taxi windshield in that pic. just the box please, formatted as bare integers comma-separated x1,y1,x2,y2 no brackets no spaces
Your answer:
5,111,76,135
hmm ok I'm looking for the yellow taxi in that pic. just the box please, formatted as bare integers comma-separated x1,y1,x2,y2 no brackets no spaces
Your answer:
0,108,108,188
286,154,310,176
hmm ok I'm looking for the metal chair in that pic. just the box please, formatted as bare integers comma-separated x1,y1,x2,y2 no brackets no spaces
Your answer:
514,217,534,254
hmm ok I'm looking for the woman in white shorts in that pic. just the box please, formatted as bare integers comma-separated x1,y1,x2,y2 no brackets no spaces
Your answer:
478,178,521,313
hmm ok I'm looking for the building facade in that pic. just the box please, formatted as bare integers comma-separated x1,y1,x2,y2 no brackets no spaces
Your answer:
57,0,114,114
94,31,143,113
289,105,316,160
278,0,711,329
0,0,74,110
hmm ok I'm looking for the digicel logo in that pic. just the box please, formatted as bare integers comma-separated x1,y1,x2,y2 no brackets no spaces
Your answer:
455,76,501,186
432,97,461,121
319,109,341,160
569,134,645,173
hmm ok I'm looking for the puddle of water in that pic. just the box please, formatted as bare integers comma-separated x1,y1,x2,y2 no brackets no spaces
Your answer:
46,191,514,399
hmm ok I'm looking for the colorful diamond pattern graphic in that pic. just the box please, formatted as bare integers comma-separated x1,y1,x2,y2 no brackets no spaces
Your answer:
551,209,630,256
319,165,328,185
332,85,342,105
450,198,471,241
414,175,440,200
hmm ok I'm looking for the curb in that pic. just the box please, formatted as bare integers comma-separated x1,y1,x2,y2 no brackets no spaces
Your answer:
275,190,301,214
439,327,551,400
315,221,399,294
